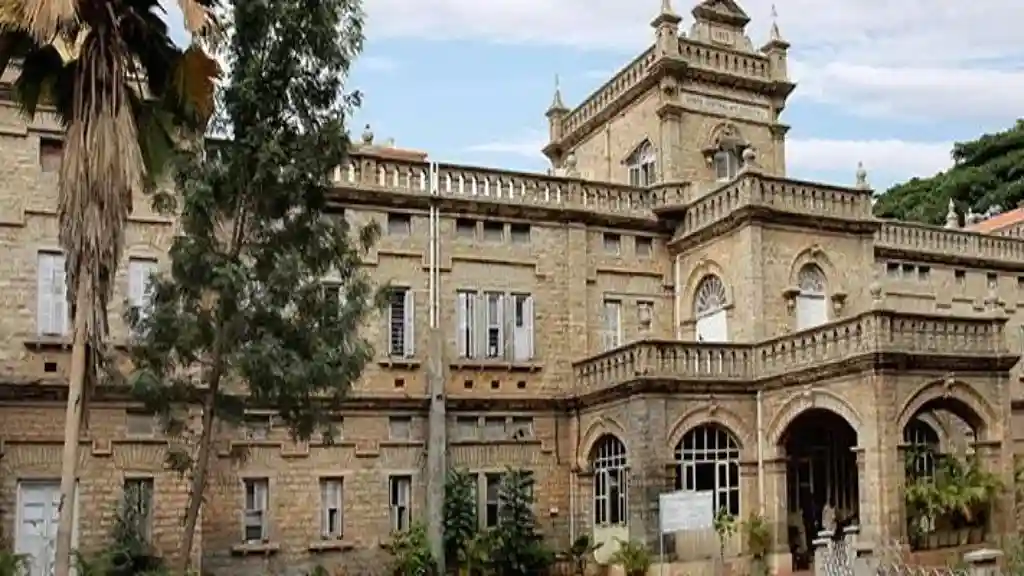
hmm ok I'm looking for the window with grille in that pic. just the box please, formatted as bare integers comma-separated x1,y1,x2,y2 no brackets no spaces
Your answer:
484,473,503,528
591,435,628,526
675,424,741,517
243,478,269,542
122,478,154,542
387,288,415,358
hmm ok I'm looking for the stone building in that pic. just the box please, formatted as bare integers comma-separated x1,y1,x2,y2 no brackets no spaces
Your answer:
0,0,1021,575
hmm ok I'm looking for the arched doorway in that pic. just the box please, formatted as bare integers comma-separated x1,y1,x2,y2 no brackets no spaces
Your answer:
780,408,859,571
900,394,991,551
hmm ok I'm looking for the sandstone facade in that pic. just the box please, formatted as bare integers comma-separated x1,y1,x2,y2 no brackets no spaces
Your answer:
0,1,1021,575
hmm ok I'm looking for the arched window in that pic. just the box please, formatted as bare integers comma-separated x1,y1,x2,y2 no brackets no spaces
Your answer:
591,435,628,527
903,419,939,480
713,149,742,181
795,264,828,330
626,141,657,187
675,424,741,516
694,275,728,342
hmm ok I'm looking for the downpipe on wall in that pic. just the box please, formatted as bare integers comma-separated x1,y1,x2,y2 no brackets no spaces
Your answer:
757,389,765,515
426,161,447,571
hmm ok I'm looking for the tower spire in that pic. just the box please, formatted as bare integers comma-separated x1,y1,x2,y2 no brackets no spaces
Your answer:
767,4,788,47
546,74,567,114
651,0,681,28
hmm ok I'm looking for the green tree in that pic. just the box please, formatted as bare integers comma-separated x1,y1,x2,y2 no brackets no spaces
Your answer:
384,524,437,576
0,2,219,572
443,468,479,573
126,0,376,570
488,469,554,576
873,120,1024,225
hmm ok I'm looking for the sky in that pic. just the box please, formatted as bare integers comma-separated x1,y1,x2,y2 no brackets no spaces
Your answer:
162,0,1024,192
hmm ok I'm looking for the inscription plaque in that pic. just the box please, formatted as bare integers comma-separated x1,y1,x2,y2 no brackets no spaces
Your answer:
682,93,770,123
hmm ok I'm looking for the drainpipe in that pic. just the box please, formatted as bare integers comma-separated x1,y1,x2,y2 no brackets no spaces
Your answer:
425,161,447,572
757,389,766,514
674,254,682,339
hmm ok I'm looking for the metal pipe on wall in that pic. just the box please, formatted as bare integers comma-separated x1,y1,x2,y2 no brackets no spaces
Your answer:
757,389,765,515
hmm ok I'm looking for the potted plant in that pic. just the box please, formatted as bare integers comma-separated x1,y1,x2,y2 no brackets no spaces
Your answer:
564,534,601,576
608,539,652,576
713,507,737,576
744,513,772,576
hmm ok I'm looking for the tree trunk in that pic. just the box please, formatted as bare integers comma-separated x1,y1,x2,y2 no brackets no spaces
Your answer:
53,277,91,576
175,387,219,572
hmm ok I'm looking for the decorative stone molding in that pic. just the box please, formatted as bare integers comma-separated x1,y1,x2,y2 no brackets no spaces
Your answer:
830,291,848,316
701,122,747,165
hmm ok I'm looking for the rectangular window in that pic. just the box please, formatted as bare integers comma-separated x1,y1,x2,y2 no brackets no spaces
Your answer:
122,478,154,542
456,416,478,441
886,262,900,278
511,293,535,361
243,478,269,543
128,259,158,331
39,137,63,173
455,218,477,238
510,417,534,440
955,269,966,285
244,414,272,441
602,300,622,351
987,273,998,289
637,301,654,332
387,287,415,358
484,292,504,358
602,233,621,254
483,221,504,242
387,213,411,236
635,237,653,258
917,266,931,281
37,252,68,336
483,417,506,441
456,291,477,358
320,478,344,539
509,223,531,244
389,416,412,441
390,475,412,532
484,473,503,528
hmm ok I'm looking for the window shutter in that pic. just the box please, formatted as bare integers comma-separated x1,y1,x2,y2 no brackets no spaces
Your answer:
403,289,415,357
456,293,468,357
474,293,486,359
503,294,514,360
54,255,68,335
37,254,54,335
524,296,535,360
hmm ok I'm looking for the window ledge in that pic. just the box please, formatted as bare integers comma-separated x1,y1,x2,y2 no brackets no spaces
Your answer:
230,542,280,556
449,360,543,373
308,539,355,553
22,336,71,350
378,358,421,369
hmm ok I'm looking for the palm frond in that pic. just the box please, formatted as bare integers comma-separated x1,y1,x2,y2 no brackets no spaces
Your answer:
20,0,77,43
11,40,62,116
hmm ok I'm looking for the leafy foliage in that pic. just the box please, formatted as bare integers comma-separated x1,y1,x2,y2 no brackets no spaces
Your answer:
713,506,737,564
443,468,479,570
563,534,600,576
126,0,375,566
72,485,167,576
873,120,1024,224
486,470,554,576
904,454,1001,541
383,524,438,576
743,512,772,560
608,539,652,576
0,550,29,576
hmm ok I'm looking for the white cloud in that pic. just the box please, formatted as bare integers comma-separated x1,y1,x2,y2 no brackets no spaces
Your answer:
785,138,952,183
464,133,953,187
361,0,1024,121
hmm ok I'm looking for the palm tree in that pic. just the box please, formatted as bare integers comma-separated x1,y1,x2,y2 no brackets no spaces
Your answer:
0,2,220,574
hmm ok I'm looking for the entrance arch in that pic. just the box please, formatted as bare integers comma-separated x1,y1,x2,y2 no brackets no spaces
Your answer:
779,408,859,571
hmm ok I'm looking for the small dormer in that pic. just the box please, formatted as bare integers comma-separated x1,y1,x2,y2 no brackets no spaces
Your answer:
688,0,757,52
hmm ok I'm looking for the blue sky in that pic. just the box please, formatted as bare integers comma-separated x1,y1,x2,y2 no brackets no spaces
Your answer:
165,0,1024,192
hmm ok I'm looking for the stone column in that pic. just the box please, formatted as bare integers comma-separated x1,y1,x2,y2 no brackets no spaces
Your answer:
626,396,669,550
812,530,832,576
963,549,1002,576
851,541,877,576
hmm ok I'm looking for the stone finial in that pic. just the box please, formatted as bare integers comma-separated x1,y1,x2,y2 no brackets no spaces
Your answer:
855,161,869,190
361,124,374,145
740,146,759,173
966,207,980,225
769,5,784,43
651,0,682,28
945,199,959,229
869,270,883,307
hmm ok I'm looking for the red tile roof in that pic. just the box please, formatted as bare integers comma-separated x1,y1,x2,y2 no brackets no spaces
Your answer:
966,207,1024,233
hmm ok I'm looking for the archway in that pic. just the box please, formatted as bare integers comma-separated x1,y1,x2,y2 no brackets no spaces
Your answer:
899,394,990,551
780,408,859,571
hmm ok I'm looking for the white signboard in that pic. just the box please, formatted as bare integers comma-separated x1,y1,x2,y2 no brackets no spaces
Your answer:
659,490,714,534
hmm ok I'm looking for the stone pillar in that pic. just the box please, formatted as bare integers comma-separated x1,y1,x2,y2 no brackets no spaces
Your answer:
843,524,859,546
812,530,832,576
963,549,1002,576
626,396,669,550
851,541,877,576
